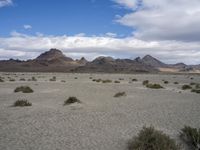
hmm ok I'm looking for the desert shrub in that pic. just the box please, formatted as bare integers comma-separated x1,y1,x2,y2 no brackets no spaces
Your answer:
14,86,34,93
190,82,196,86
132,79,138,82
180,126,200,150
0,78,4,82
92,79,102,82
64,97,81,105
114,80,120,83
9,79,15,82
119,78,124,80
128,126,180,150
182,85,192,90
102,79,112,83
74,77,78,79
191,77,194,80
50,76,56,81
20,78,26,81
31,76,37,81
143,80,149,85
89,77,93,79
146,83,163,89
13,99,32,107
114,92,126,97
174,82,179,84
164,81,169,84
191,89,200,94
61,80,66,83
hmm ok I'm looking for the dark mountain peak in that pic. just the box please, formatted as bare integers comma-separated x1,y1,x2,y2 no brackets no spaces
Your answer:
36,48,73,62
142,55,155,60
92,56,115,65
78,57,88,64
134,57,142,63
142,55,166,67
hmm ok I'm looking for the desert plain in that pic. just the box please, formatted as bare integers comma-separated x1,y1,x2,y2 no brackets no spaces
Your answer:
0,72,200,150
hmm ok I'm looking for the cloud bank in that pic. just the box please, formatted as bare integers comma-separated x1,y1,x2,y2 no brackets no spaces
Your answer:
1,32,200,64
0,0,12,7
114,0,200,41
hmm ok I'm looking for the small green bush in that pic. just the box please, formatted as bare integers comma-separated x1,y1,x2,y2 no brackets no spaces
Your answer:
114,80,120,83
74,77,78,79
182,85,192,90
13,99,32,107
61,80,66,83
64,97,81,105
50,76,56,81
9,79,15,82
146,83,163,89
132,79,138,82
128,126,180,150
114,92,126,97
180,126,200,150
119,78,124,80
190,82,196,86
19,78,26,81
102,79,112,83
174,82,179,84
191,89,200,94
164,81,169,84
14,86,34,93
143,80,149,85
92,79,102,82
31,76,37,81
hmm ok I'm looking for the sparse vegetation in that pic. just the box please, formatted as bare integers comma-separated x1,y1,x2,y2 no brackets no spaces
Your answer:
92,79,102,82
164,80,169,84
74,77,78,79
49,76,56,81
114,92,126,97
64,97,81,105
13,99,32,107
128,126,180,150
20,78,26,81
14,86,34,93
31,76,37,81
191,88,200,94
114,80,120,83
146,83,163,89
102,79,112,83
9,78,15,82
174,82,179,84
180,126,200,150
0,78,4,82
132,79,138,82
143,80,149,85
61,80,66,83
182,85,192,90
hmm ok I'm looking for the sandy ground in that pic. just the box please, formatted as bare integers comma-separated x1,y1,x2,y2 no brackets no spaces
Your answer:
0,72,200,150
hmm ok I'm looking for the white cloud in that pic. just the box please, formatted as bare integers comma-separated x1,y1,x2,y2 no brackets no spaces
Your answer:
0,0,12,7
1,32,200,64
112,0,137,9
105,32,117,38
114,0,200,42
23,25,32,30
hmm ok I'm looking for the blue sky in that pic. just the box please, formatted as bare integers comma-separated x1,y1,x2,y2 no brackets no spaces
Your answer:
1,0,200,64
0,0,132,37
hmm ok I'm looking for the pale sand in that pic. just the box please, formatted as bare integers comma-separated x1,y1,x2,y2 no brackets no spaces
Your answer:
0,73,200,150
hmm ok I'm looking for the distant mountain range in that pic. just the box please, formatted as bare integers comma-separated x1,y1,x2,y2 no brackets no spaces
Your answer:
0,48,199,73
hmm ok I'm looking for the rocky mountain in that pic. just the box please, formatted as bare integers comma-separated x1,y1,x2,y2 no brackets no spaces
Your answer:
0,48,199,73
141,55,167,67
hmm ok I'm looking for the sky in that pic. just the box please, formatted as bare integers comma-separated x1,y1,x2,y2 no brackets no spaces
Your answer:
0,0,200,64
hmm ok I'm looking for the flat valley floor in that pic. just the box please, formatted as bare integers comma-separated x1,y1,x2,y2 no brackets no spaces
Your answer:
0,73,200,150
